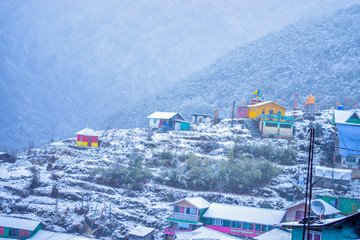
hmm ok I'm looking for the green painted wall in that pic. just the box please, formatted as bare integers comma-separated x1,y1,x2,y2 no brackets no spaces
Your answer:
338,197,360,215
180,122,190,131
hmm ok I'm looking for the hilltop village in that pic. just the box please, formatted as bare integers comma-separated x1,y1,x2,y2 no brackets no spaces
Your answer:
0,90,360,240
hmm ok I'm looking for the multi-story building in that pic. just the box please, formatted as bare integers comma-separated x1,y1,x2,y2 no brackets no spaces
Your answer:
164,197,210,239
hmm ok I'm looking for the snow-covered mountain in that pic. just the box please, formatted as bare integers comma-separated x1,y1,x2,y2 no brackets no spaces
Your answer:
107,4,360,129
0,0,357,150
1,112,359,239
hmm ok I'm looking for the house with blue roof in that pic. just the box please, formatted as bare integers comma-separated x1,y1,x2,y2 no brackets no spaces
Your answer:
332,110,360,172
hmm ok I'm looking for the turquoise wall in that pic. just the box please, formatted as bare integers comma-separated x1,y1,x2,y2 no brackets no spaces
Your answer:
291,225,360,240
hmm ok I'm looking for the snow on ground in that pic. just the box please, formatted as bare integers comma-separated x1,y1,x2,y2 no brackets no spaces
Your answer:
0,110,358,239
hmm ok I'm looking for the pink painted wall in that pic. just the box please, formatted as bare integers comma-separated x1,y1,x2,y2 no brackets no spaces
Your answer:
205,225,258,237
237,106,248,118
77,134,98,142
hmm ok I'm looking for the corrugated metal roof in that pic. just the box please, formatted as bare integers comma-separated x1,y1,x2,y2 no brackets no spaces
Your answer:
0,216,41,231
253,229,291,240
75,128,100,136
176,226,240,240
147,112,182,119
128,226,154,237
314,166,351,181
202,203,286,225
171,197,211,209
30,230,91,239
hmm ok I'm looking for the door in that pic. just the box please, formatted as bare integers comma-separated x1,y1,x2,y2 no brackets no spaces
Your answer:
88,136,92,147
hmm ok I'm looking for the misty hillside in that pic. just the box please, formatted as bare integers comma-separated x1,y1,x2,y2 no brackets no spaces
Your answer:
108,4,360,129
0,0,356,150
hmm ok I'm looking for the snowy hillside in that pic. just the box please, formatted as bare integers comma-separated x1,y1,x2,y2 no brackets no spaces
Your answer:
1,112,359,239
0,0,357,150
107,4,360,130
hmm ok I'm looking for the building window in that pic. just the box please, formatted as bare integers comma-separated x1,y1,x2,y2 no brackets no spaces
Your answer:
259,225,266,231
269,110,274,115
0,227,4,235
80,136,83,141
265,122,278,127
279,124,292,129
177,222,189,230
295,210,305,220
153,119,156,123
249,223,254,230
19,229,29,237
186,207,196,215
346,156,356,163
212,218,223,226
174,206,180,213
309,231,321,240
9,228,18,236
230,221,240,228
262,109,265,114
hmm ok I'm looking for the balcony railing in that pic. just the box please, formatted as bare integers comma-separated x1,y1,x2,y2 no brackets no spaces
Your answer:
258,114,294,122
164,227,191,235
171,212,198,222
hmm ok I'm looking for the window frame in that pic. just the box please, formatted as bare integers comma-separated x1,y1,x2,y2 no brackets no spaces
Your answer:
212,218,223,226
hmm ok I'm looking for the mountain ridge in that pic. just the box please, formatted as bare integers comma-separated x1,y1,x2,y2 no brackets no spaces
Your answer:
106,4,360,129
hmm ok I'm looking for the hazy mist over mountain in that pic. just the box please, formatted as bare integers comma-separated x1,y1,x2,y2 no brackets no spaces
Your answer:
0,0,358,150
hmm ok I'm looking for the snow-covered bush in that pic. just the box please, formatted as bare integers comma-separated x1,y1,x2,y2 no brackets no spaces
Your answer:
90,152,151,190
229,142,298,165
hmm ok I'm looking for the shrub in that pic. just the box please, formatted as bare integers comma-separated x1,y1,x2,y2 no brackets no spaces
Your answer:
91,152,151,189
158,151,176,167
29,166,40,189
161,154,280,194
229,142,298,165
196,141,220,154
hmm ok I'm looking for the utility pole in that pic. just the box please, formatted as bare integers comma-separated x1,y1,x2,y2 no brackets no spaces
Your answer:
231,100,235,127
302,125,315,240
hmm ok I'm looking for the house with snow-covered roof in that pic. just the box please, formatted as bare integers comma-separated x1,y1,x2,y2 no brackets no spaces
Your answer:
191,114,211,125
164,197,210,239
76,127,100,148
30,229,91,240
253,228,291,240
201,203,286,238
128,225,155,240
332,110,360,171
175,226,240,240
284,199,342,223
147,112,190,131
0,216,42,239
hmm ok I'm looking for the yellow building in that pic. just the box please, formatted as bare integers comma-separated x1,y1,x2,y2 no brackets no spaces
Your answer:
248,101,287,119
